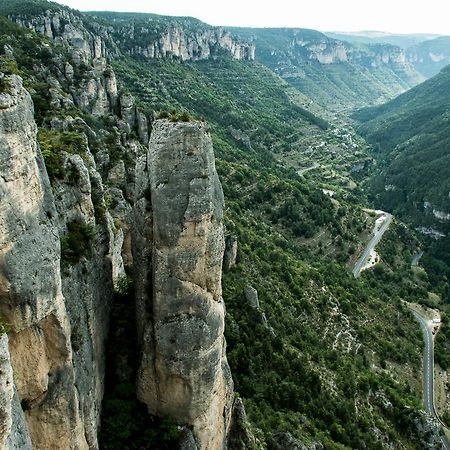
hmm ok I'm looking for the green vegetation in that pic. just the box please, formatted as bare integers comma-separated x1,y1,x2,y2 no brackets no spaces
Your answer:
0,4,443,447
0,55,20,75
230,27,421,111
0,0,65,17
0,315,10,334
0,76,12,94
60,220,95,263
38,129,88,181
355,58,450,425
157,110,193,122
355,64,450,302
108,34,431,446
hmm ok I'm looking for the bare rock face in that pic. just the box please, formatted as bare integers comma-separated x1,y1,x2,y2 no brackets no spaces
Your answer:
0,75,90,449
227,398,260,450
244,286,259,309
223,235,238,271
133,120,234,449
12,10,117,66
123,26,255,62
0,334,13,448
0,333,32,450
51,146,114,448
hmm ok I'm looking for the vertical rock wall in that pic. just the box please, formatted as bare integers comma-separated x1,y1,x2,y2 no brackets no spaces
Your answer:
0,75,88,449
133,120,234,450
52,149,114,448
0,74,114,449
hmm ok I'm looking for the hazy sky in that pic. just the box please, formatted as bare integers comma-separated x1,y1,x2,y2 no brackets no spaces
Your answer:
55,0,450,35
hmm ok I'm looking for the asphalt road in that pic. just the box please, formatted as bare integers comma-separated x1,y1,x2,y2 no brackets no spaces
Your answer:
352,212,393,278
412,309,450,450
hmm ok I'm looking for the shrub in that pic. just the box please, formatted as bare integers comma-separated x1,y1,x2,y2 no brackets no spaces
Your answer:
0,76,12,94
0,315,10,334
38,129,87,181
0,55,20,75
60,220,95,263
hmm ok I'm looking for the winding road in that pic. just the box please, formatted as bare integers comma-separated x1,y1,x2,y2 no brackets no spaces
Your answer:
352,212,392,278
411,309,450,449
352,211,450,447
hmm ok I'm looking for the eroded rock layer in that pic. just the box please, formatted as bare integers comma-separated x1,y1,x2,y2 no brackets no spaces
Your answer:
134,120,234,450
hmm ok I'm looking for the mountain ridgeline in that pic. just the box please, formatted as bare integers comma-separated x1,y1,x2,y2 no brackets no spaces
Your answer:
231,27,424,111
0,0,449,449
326,31,450,79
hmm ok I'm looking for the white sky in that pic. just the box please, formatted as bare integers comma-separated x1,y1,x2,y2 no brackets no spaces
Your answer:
54,0,450,35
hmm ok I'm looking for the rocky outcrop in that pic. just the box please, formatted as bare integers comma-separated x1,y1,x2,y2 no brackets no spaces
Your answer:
11,7,255,66
75,67,118,116
0,334,13,448
223,235,238,271
227,398,260,450
244,286,259,309
11,10,118,66
0,74,115,449
0,333,33,450
294,35,412,70
0,74,90,448
133,120,234,449
123,26,255,61
50,134,114,447
269,431,308,450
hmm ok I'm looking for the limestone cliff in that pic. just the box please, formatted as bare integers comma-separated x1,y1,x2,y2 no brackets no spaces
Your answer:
0,74,87,449
118,25,255,61
9,8,255,63
1,5,253,448
133,120,234,450
11,10,118,65
50,131,115,448
294,36,410,66
0,74,115,449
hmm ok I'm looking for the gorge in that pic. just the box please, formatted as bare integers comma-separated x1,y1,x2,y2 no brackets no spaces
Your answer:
1,1,450,449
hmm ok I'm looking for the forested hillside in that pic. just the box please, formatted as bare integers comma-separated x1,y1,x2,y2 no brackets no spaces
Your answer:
355,63,450,350
0,1,447,448
231,27,423,111
355,64,450,226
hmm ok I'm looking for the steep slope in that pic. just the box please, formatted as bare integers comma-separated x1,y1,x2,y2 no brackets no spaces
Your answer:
0,8,250,450
0,1,444,449
355,64,450,314
355,64,450,223
89,11,255,61
231,27,424,111
305,31,450,79
406,36,450,78
87,9,444,450
0,72,113,449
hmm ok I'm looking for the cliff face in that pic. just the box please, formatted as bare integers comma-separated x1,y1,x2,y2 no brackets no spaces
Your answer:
0,69,243,450
133,120,234,449
293,35,413,69
119,26,255,61
1,5,251,448
10,9,255,63
0,73,116,449
0,75,88,449
12,10,118,65
51,135,115,448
